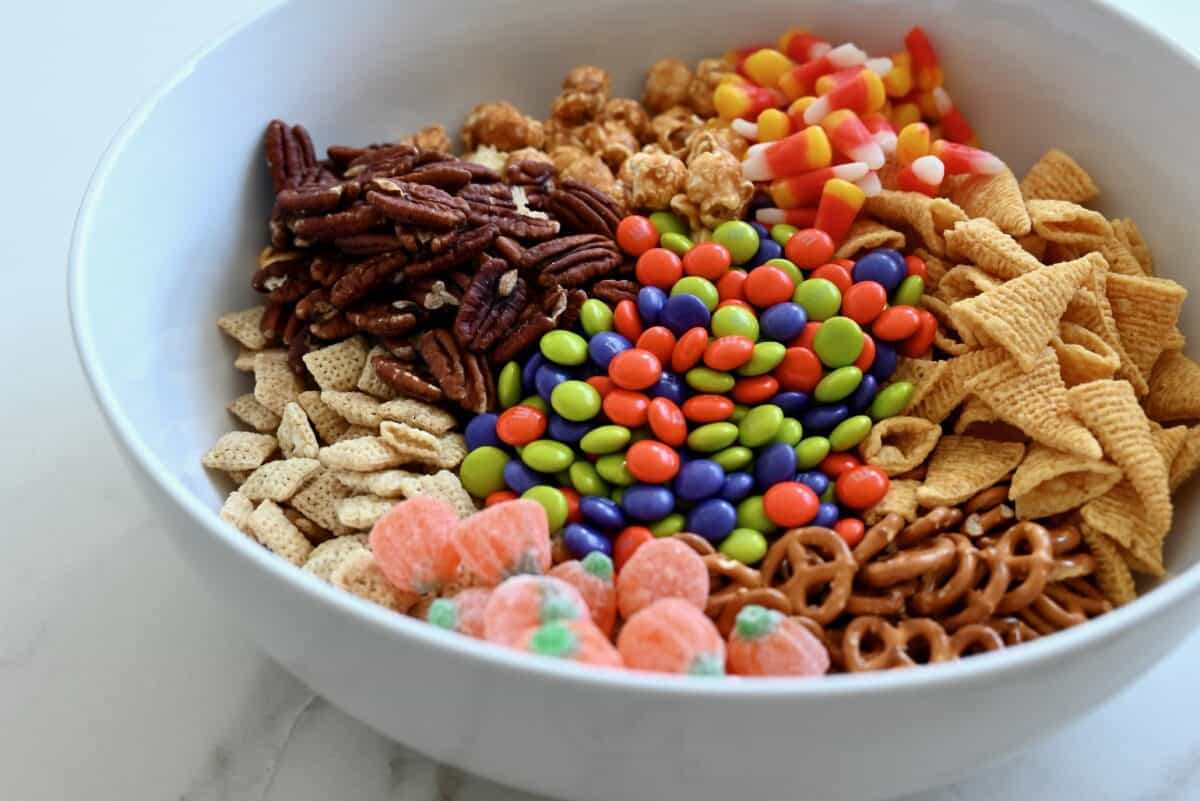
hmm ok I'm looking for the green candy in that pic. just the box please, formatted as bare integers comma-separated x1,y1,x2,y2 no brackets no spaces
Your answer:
772,417,804,446
671,276,720,310
611,487,625,505
729,404,750,423
893,274,925,307
649,513,686,537
649,211,688,237
554,469,573,485
764,257,803,286
712,445,754,471
686,367,735,393
580,425,631,454
521,440,574,473
770,224,799,247
540,330,588,366
581,552,613,580
815,365,863,402
629,427,653,444
580,298,614,336
735,604,777,638
736,341,787,376
550,380,601,422
713,220,760,264
595,454,635,486
569,461,609,496
497,361,523,409
812,316,865,368
829,414,873,451
687,422,739,452
794,277,842,321
738,404,784,447
427,598,458,631
520,395,548,413
820,484,836,504
459,446,510,498
522,485,568,532
710,305,760,340
795,436,831,469
720,528,769,564
660,232,694,256
870,380,915,420
736,495,778,534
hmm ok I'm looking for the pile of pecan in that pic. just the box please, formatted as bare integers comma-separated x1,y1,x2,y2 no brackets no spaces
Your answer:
253,120,630,414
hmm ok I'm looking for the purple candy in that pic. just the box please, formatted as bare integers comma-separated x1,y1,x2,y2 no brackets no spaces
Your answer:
745,237,783,268
547,414,593,445
622,484,676,521
535,364,572,401
588,331,632,370
522,352,546,393
503,460,543,494
637,286,668,327
770,391,810,417
686,498,737,542
749,221,771,237
579,496,624,531
647,368,687,404
847,374,879,414
660,293,712,336
674,458,726,501
748,197,775,214
868,341,898,381
812,502,840,528
720,471,755,503
759,302,808,342
801,403,850,434
795,470,829,496
852,249,905,293
755,442,797,490
464,413,501,450
563,523,613,558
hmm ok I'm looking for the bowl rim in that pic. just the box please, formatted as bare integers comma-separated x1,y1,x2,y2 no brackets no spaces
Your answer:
68,0,1200,697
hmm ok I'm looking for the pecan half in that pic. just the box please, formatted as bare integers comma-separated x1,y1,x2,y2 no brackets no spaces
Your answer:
404,277,464,310
264,120,318,193
372,355,444,402
333,233,407,256
366,179,468,229
543,179,624,238
492,307,556,363
346,300,422,335
343,144,420,179
457,183,560,240
455,256,530,351
590,279,639,304
404,223,498,278
417,329,467,403
276,182,347,214
290,203,383,241
460,350,495,414
555,288,588,332
514,233,624,288
329,250,409,308
396,162,473,192
505,159,557,188
295,287,339,323
309,313,358,341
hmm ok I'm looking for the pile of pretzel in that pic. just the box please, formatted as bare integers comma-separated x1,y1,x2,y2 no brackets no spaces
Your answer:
674,485,1113,672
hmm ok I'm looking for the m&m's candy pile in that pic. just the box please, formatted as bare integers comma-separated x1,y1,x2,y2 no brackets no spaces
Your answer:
459,213,919,568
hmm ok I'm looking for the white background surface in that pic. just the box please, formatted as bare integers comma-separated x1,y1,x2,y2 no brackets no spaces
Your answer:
4,1,1200,798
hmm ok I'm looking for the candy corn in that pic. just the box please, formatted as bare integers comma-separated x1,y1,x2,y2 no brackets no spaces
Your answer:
778,28,832,62
895,121,931,167
931,87,978,144
904,26,944,90
804,68,886,124
779,42,868,100
814,178,866,244
883,51,914,97
820,109,885,169
755,207,819,227
768,162,870,208
786,96,818,130
742,126,833,180
860,112,897,155
897,154,944,195
714,80,786,120
931,139,1005,175
743,48,795,89
854,170,882,196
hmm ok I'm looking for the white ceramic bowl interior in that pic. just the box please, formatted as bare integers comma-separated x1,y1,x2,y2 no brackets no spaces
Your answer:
70,2,1200,800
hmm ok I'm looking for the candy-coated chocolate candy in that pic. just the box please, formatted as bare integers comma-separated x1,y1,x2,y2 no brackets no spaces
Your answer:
541,330,588,366
835,517,867,547
829,413,873,451
503,459,543,494
712,445,754,471
868,340,899,381
580,496,625,532
738,404,784,447
716,269,748,303
728,605,830,676
636,326,677,365
810,501,838,528
840,280,887,324
535,363,572,402
649,210,688,237
569,461,609,497
899,309,938,357
854,332,877,373
587,331,632,370
608,348,662,390
870,380,915,419
671,327,710,372
618,598,725,675
809,262,852,294
736,341,787,376
660,292,712,335
562,521,613,559
687,498,738,543
836,464,890,509
460,446,511,498
801,402,850,434
820,452,861,477
616,539,710,618
814,365,863,402
647,368,687,404
793,321,821,351
795,469,830,495
770,391,810,416
720,471,756,503
774,346,823,392
522,485,569,532
498,362,523,408
626,440,681,483
613,526,654,570
550,553,617,636
754,441,798,490
772,416,804,446
893,274,925,307
784,227,835,268
580,424,632,454
521,439,574,473
674,458,726,501
546,414,592,446
465,413,501,450
771,223,800,246
637,285,669,327
427,588,491,638
794,435,832,469
602,388,650,428
704,335,755,371
793,277,842,320
765,257,805,286
759,302,808,341
811,315,864,368
735,495,778,534
762,481,820,526
617,214,659,256
648,513,686,537
904,254,927,280
660,232,694,256
846,374,879,415
559,486,583,524
686,367,735,394
370,496,461,594
621,483,675,521
595,453,635,486
731,375,780,405
687,421,740,452
710,306,761,346
671,275,721,310
746,236,784,269
719,528,769,564
580,298,614,337
453,499,551,585
636,248,684,289
486,490,519,507
683,241,734,280
744,265,796,307
851,248,906,292
647,397,687,446
683,394,735,423
550,380,601,422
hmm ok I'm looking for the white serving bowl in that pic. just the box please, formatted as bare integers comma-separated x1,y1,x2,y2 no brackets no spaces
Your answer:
69,1,1200,799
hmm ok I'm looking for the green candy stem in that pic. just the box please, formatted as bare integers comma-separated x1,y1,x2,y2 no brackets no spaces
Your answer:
734,604,780,641
427,598,458,631
528,621,579,659
581,551,614,581
689,652,727,676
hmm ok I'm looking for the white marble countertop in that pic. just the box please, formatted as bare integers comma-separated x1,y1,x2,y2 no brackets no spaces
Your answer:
5,1,1200,798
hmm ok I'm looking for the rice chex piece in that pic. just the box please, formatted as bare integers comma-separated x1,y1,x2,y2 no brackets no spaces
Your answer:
435,433,468,469
277,402,319,459
916,435,1025,508
202,431,279,472
247,500,314,566
319,435,408,471
1020,149,1100,204
291,468,355,535
356,345,400,399
303,535,369,582
334,425,377,442
398,470,477,517
336,495,396,530
227,393,282,433
254,351,305,415
234,348,260,371
330,551,418,612
1008,443,1122,519
331,469,376,494
217,306,269,350
379,420,441,465
378,397,457,435
239,458,322,502
219,490,255,533
303,335,369,392
321,391,383,428
297,390,351,443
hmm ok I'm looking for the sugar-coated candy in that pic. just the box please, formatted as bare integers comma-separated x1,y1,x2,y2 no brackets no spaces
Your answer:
579,298,614,337
727,605,830,677
714,80,785,121
778,28,832,63
779,42,867,99
719,527,769,564
613,298,644,342
608,348,662,390
713,220,761,265
636,248,684,289
616,215,659,256
453,498,551,585
868,340,898,381
626,439,681,483
759,302,808,341
522,485,569,533
835,464,890,509
617,538,709,618
483,574,589,645
427,588,492,639
648,368,688,404
516,619,623,668
847,374,880,414
617,598,726,675
546,414,592,445
370,496,462,594
899,308,938,357
897,154,944,195
534,363,572,402
930,138,1004,175
636,326,677,365
550,552,617,636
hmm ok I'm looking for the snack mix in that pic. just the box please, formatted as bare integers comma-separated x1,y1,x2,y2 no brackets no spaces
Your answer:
206,25,1200,677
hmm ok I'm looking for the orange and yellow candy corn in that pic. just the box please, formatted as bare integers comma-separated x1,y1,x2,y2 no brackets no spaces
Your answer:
742,126,833,181
815,178,866,244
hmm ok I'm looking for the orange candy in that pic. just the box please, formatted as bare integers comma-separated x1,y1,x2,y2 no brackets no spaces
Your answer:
683,241,732,280
515,619,623,668
872,305,922,341
608,348,662,390
647,397,688,446
485,490,519,507
683,394,735,423
616,215,658,256
483,574,590,645
671,327,710,372
784,227,836,268
716,269,748,302
452,499,551,585
835,517,867,547
617,598,726,675
703,335,755,371
743,266,796,308
636,248,683,289
370,496,462,594
626,439,681,484
550,554,618,636
840,280,887,324
616,538,709,619
727,605,830,677
613,299,644,342
430,587,492,638
899,309,938,358
559,486,583,524
613,526,655,571
731,375,779,404
496,404,547,446
809,262,852,294
774,346,823,392
637,326,678,364
602,389,650,427
586,375,616,398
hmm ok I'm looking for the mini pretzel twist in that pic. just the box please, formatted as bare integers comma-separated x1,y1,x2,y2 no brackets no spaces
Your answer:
896,506,963,548
842,616,953,672
988,521,1055,614
845,582,914,617
1046,524,1096,581
948,623,1006,657
938,548,1011,630
964,485,1010,514
963,503,1015,537
983,616,1042,646
859,536,958,588
853,512,905,566
1018,578,1112,634
760,527,856,625
910,534,981,616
